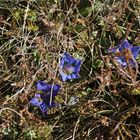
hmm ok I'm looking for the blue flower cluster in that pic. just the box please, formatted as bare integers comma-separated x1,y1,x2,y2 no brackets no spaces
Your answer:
30,40,140,115
29,81,61,114
30,53,82,114
108,39,140,67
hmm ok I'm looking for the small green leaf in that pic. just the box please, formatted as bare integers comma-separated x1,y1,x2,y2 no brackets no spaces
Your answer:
28,10,37,22
55,95,64,103
131,89,140,95
79,7,92,17
27,25,39,32
75,24,86,32
93,59,103,68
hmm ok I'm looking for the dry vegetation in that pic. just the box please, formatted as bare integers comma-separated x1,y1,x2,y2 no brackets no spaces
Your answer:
0,0,140,139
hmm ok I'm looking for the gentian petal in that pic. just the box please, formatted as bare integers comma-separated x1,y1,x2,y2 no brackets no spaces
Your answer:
67,74,72,80
63,52,75,64
131,46,140,59
36,81,51,92
108,47,117,53
49,101,58,108
118,39,131,52
74,61,82,72
115,57,127,66
52,84,61,95
70,73,79,79
29,94,43,106
46,84,61,97
39,102,48,113
59,71,68,81
59,58,65,69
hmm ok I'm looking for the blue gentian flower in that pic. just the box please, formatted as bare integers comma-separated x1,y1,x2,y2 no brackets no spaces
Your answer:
108,39,140,67
59,52,82,81
29,81,61,114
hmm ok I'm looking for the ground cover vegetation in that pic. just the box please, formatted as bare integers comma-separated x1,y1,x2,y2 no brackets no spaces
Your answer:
0,0,140,139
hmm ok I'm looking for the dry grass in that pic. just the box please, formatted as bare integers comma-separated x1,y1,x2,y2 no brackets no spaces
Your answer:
0,0,140,139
